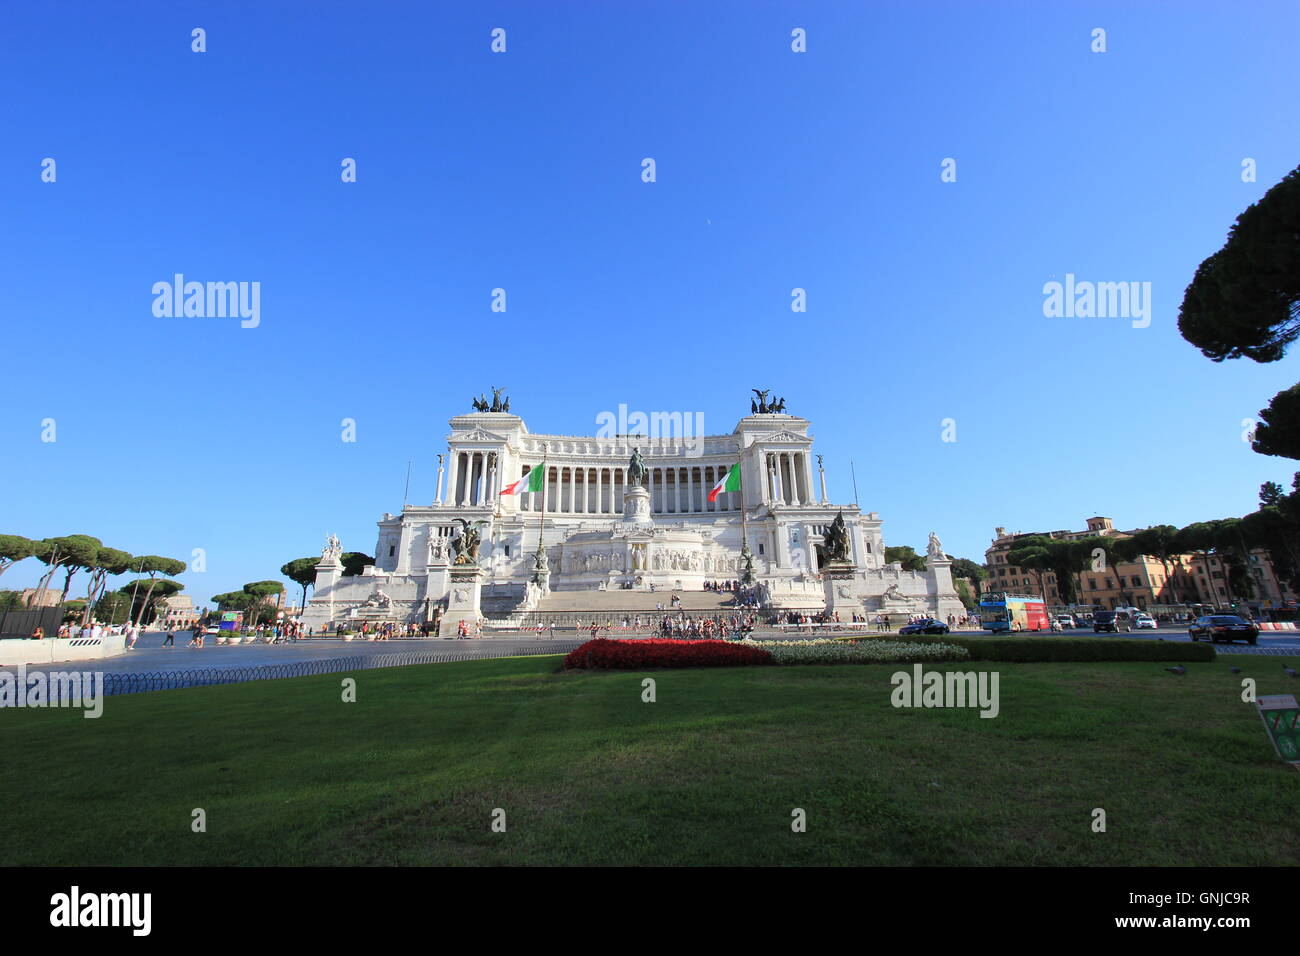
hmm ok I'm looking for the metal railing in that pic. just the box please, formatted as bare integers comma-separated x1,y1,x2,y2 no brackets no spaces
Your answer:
16,643,586,701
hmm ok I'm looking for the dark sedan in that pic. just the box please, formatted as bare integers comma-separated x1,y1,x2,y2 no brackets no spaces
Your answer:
1188,615,1259,645
899,618,951,635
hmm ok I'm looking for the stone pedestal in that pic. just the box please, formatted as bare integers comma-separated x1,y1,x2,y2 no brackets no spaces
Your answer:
623,485,652,526
300,549,344,632
924,554,966,622
440,565,484,637
822,562,860,619
530,542,551,596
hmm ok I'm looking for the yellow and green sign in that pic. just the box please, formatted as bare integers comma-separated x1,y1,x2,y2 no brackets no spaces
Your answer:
1256,695,1300,764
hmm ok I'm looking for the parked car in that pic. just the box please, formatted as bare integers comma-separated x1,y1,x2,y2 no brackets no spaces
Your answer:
899,618,950,635
1093,610,1131,633
1133,613,1157,629
1189,615,1259,645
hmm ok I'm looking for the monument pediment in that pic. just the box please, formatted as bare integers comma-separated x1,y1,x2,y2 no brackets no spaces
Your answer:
755,429,813,445
449,427,511,443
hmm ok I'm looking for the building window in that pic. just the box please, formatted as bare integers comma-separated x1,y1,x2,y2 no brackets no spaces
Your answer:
388,545,395,557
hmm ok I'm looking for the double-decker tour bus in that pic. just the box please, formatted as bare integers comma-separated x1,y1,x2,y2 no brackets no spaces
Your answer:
979,592,1050,633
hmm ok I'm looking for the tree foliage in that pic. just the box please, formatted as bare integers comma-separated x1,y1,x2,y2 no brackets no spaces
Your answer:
130,555,189,626
242,580,285,627
948,557,989,595
1178,166,1300,363
281,557,318,612
1178,166,1300,461
340,552,375,577
884,546,926,572
121,578,184,625
0,534,34,577
1252,382,1300,460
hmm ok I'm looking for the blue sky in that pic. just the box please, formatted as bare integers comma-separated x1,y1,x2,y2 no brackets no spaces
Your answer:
2,1,1298,606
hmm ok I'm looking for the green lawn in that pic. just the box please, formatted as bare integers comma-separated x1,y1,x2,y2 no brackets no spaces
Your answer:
4,655,1298,865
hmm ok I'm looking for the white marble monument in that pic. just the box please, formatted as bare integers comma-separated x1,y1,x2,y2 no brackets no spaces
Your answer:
299,397,964,628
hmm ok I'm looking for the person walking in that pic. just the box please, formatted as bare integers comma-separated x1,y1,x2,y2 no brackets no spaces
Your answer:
162,628,175,647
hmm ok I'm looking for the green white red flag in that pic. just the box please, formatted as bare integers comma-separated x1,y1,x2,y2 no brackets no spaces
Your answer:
707,463,741,503
500,464,545,495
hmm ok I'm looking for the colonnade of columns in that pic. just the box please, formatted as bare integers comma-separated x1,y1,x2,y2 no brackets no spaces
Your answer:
446,451,498,506
442,450,817,511
514,463,741,515
764,451,814,506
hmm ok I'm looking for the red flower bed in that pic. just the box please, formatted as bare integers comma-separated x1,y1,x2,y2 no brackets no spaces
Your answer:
564,638,772,670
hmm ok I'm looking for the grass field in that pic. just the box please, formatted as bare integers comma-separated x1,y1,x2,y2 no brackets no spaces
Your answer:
4,655,1298,866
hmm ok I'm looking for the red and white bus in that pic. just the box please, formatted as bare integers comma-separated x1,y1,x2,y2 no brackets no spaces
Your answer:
979,593,1050,633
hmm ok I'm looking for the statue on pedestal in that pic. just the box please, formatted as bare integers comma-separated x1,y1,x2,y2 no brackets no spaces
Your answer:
927,530,947,560
628,447,648,487
450,518,489,565
323,533,342,560
824,510,852,564
739,541,756,585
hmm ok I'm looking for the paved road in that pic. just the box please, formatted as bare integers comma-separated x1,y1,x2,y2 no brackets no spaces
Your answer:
1014,625,1300,655
16,624,1299,677
20,630,582,676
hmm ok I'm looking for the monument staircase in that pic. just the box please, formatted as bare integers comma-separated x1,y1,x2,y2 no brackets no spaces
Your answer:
488,589,753,630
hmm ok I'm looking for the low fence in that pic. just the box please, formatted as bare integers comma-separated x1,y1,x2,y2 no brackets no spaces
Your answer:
103,644,586,696
2,643,586,704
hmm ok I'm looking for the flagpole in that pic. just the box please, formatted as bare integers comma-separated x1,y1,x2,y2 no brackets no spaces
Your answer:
538,458,548,553
740,471,748,550
533,442,549,585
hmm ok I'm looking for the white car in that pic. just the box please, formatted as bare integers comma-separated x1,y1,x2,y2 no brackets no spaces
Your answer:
1055,615,1076,629
1133,614,1157,629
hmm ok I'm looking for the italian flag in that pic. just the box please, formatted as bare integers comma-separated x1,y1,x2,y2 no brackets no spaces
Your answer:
707,463,741,503
500,464,545,496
